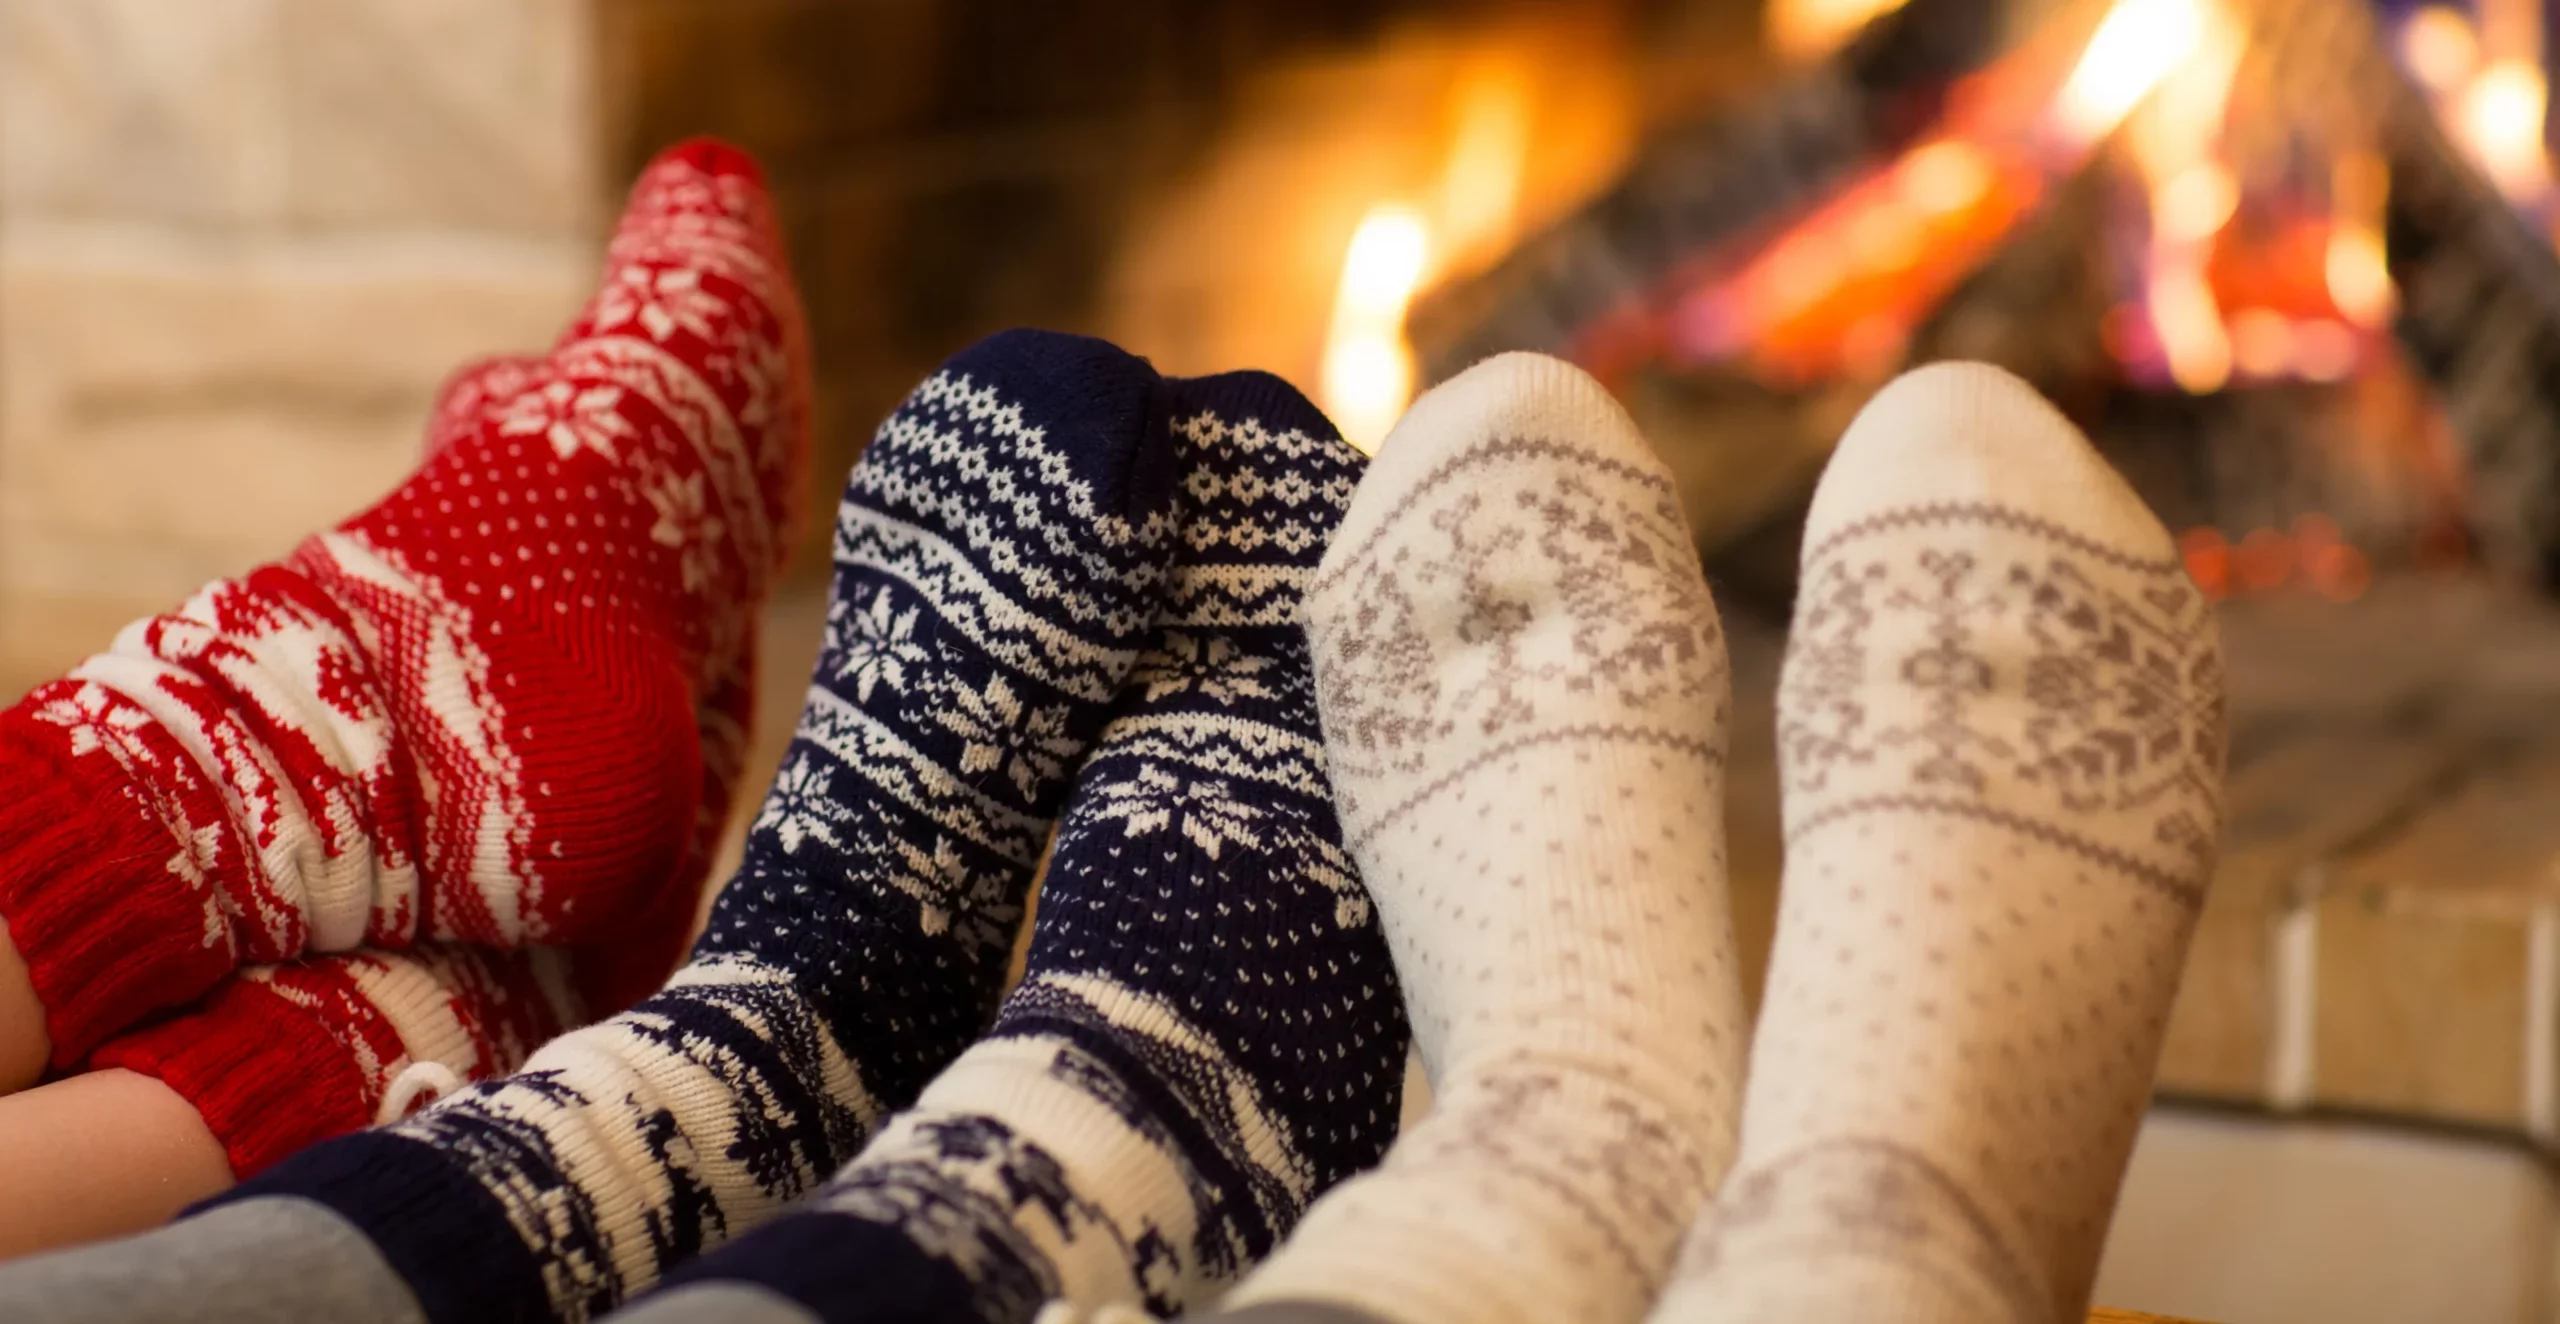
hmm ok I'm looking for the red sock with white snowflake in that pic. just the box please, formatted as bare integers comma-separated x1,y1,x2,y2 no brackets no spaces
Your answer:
90,940,584,1178
0,136,810,1065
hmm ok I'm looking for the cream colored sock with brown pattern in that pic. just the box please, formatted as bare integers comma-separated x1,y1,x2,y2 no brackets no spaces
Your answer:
1647,362,2227,1324
1217,353,1748,1324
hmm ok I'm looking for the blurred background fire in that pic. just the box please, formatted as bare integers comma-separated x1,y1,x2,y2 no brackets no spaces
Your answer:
22,3,2560,1320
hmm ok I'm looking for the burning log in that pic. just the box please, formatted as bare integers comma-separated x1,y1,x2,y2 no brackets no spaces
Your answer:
1402,0,2001,385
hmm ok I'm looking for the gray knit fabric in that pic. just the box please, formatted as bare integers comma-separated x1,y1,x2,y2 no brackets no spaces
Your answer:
0,1197,423,1324
604,1282,822,1324
1205,1303,1399,1324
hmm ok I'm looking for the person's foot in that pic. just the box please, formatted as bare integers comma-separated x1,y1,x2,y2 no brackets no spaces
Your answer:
1648,362,2226,1324
198,328,1186,1324
1223,353,1749,1324
0,137,811,1065
620,370,1407,1324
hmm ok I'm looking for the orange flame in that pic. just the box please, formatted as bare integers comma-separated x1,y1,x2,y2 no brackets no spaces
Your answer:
1319,57,1538,452
1321,207,1432,454
1767,0,1911,62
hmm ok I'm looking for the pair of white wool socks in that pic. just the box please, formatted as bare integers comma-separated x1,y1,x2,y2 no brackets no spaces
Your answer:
1217,357,2225,1324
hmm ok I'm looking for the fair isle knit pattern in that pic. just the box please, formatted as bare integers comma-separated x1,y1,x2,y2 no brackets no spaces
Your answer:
1224,353,1746,1324
91,940,583,1177
204,329,1181,1324
633,373,1407,1324
0,138,810,1061
1647,364,2224,1324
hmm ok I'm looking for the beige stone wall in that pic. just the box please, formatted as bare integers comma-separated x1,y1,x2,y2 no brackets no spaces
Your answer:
0,0,604,689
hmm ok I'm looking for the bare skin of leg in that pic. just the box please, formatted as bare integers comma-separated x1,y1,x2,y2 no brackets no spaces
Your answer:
0,1067,233,1260
0,919,50,1094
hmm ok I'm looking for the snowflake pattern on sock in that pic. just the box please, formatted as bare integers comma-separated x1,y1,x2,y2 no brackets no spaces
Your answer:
0,139,809,1057
204,330,1180,1324
638,374,1408,1324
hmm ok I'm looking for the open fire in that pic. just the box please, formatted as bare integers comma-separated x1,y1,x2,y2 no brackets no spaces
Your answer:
1369,0,2560,606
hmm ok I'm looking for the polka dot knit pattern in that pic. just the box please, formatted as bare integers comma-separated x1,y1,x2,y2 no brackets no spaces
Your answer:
196,329,1182,1324
89,940,584,1178
1646,363,2227,1324
0,137,811,1062
1223,353,1748,1324
624,372,1406,1324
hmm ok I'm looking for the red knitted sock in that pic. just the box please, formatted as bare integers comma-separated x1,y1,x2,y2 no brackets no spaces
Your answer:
0,137,810,1063
424,354,546,460
90,941,583,1178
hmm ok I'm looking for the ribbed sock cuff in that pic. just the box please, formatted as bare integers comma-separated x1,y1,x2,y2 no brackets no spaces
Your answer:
0,701,235,1063
91,977,375,1178
203,1129,551,1324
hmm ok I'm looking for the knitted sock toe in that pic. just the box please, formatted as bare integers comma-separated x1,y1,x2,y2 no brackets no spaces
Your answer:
0,137,811,1060
1647,362,2226,1324
1221,353,1748,1324
632,372,1406,1324
201,328,1182,1324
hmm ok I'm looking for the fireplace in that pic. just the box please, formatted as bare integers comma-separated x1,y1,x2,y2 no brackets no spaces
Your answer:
11,3,2560,1314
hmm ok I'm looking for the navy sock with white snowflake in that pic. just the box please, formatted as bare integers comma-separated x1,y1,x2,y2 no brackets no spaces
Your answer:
166,328,1183,1323
615,372,1409,1324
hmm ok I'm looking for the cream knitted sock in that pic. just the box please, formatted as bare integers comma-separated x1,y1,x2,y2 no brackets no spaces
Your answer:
1648,362,2226,1324
1222,353,1748,1324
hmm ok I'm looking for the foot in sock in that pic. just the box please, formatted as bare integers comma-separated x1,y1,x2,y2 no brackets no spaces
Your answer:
85,939,583,1178
613,371,1407,1324
101,328,1183,1324
0,137,809,1066
1204,353,1747,1324
1646,363,2226,1324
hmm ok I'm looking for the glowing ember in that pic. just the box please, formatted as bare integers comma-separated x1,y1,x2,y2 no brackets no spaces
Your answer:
2227,306,2293,378
1897,140,1995,216
2154,161,2238,242
2326,153,2395,329
2056,0,2211,147
1767,0,1910,62
1436,59,1532,275
2121,0,2244,394
1321,207,1431,454
2181,518,2372,603
2147,260,2232,393
2401,5,2482,94
2454,58,2554,202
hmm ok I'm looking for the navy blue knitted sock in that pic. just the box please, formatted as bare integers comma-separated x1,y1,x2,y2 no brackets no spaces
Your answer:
630,372,1409,1324
196,329,1182,1323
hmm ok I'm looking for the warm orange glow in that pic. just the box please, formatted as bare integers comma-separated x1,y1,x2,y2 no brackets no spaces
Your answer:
2150,260,2231,393
1317,52,1541,454
2294,515,2372,600
1436,59,1532,275
2307,541,2373,600
2186,519,2370,602
1847,197,1926,273
1321,207,1431,454
1898,140,1994,216
2112,2,2243,394
1691,135,2039,384
2228,307,2293,378
2155,162,2238,242
2325,226,2395,328
2292,318,2358,381
2455,58,2554,201
2235,528,2297,592
2179,528,2231,599
2056,0,2212,147
1768,0,1910,61
2402,7,2482,93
